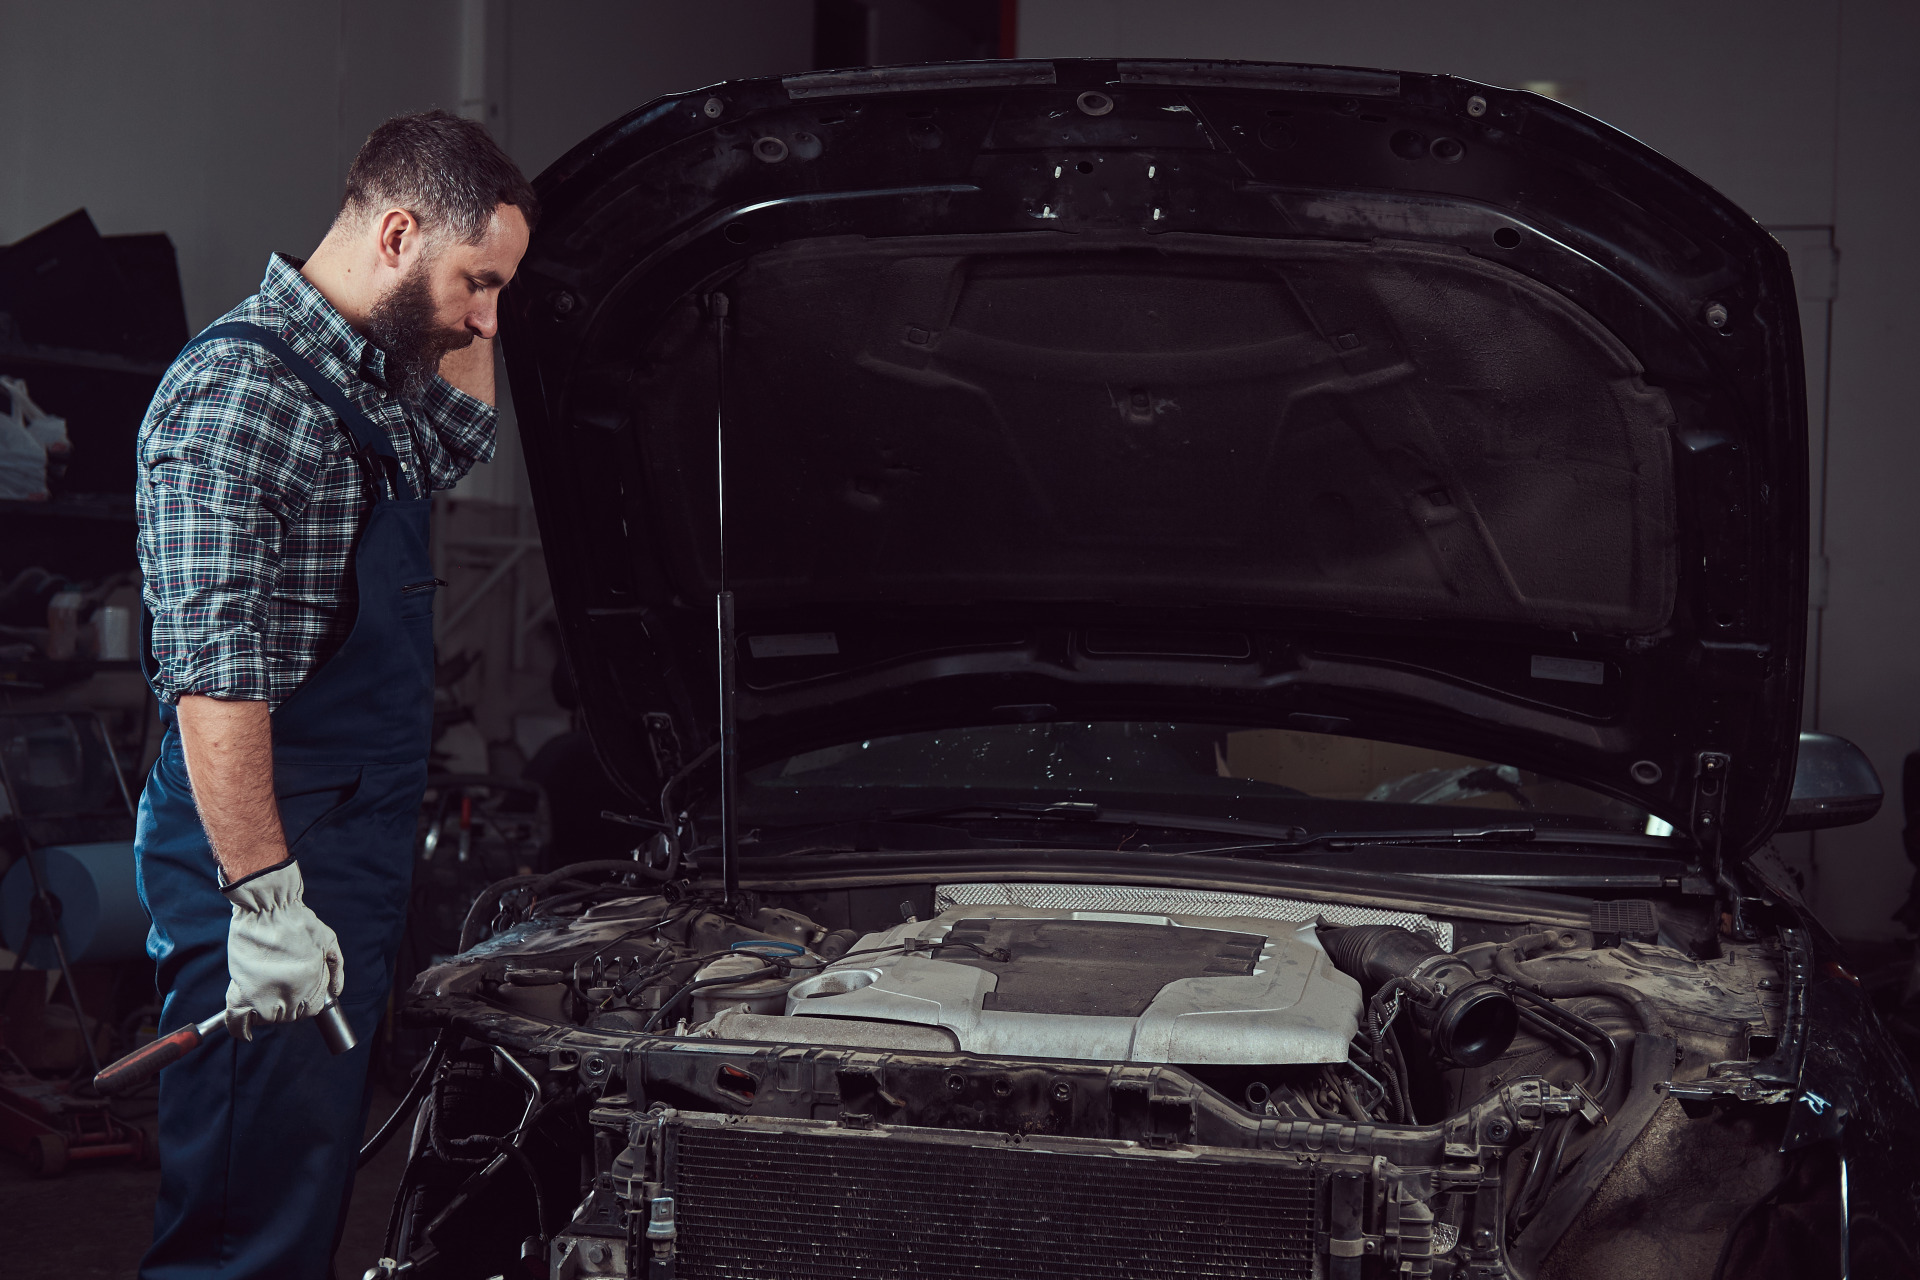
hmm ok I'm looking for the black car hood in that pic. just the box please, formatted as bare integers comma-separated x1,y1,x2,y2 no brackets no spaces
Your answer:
501,59,1806,859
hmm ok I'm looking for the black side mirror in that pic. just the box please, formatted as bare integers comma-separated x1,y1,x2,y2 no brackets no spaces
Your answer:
1776,732,1883,831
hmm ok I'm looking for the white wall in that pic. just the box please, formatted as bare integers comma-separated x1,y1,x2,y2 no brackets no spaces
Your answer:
1021,2,1841,225
1019,0,1920,941
1817,0,1920,942
0,0,812,328
1,2,389,333
0,0,812,503
0,0,811,508
500,1,814,181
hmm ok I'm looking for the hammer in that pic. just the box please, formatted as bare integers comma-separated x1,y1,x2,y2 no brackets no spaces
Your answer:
93,1001,357,1095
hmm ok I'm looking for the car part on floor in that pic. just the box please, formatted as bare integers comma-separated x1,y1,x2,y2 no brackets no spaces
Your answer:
0,1064,148,1177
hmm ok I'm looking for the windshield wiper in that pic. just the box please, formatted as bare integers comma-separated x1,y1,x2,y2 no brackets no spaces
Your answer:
1227,824,1539,856
761,803,1670,858
879,804,1539,851
870,801,1314,843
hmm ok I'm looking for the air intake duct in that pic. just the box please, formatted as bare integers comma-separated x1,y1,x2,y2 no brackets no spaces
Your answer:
1320,924,1517,1068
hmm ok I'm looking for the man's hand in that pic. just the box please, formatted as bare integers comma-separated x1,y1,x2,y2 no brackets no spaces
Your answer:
176,695,289,882
223,860,345,1039
176,696,346,1034
438,335,496,406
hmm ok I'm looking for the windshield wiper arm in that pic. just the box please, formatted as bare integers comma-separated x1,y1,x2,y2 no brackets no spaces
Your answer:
766,805,1547,854
873,801,1313,843
884,800,1105,821
1230,824,1539,856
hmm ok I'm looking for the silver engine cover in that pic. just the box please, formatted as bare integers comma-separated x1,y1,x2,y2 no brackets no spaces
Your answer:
763,905,1363,1064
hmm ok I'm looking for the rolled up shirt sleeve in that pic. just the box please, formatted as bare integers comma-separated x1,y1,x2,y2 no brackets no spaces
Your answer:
138,348,320,704
414,372,498,491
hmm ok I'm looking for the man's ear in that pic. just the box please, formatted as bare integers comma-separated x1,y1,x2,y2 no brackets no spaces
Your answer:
374,208,421,268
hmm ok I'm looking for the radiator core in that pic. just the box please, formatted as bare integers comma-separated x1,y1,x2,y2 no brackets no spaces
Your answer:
666,1115,1318,1279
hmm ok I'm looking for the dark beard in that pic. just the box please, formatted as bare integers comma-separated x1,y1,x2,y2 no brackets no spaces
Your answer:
363,262,469,404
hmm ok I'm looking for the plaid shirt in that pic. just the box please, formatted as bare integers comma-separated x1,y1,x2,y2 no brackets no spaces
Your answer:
137,254,495,706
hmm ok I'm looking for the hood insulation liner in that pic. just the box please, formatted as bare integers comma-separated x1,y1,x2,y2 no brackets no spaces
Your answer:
630,234,1676,633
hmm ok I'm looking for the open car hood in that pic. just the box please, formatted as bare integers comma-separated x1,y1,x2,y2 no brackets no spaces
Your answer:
501,59,1807,859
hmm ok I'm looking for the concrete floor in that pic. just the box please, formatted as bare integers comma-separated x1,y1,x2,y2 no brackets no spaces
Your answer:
0,1086,411,1280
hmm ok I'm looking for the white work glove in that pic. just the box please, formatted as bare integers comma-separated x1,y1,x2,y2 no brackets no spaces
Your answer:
222,859,345,1040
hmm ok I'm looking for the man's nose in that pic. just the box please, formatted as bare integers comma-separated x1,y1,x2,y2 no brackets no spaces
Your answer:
468,307,498,340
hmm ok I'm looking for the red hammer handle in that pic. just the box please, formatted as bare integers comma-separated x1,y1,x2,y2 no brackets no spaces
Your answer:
93,1022,207,1095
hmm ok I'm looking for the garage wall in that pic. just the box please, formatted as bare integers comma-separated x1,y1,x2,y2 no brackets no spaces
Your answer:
1018,0,1920,942
0,2,380,335
500,2,814,182
1817,0,1920,943
0,0,813,328
1022,1,1842,224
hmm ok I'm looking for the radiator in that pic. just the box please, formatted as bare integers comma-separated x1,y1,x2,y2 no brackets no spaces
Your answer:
666,1113,1319,1279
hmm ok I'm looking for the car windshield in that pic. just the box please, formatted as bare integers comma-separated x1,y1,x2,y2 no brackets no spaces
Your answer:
741,721,1669,840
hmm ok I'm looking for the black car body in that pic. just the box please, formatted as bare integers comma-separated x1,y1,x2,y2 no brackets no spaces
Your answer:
373,60,1919,1280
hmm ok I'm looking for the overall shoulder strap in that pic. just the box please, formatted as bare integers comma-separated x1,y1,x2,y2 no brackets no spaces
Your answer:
183,320,416,500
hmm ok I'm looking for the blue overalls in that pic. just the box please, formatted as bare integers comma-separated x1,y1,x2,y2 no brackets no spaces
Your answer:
135,321,436,1278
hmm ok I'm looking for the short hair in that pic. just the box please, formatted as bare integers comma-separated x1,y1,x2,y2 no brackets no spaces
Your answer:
340,109,538,244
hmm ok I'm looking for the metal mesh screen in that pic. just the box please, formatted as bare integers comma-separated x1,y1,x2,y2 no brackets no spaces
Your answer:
1589,898,1659,942
672,1122,1317,1280
938,881,1453,949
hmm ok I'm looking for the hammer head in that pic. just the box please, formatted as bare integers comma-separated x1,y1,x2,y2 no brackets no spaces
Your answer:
313,1000,358,1055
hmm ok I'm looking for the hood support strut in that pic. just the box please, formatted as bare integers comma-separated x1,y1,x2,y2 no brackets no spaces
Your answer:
1692,750,1752,945
712,291,739,906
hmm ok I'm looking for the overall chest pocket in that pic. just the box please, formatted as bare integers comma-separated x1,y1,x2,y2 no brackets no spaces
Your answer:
398,577,444,620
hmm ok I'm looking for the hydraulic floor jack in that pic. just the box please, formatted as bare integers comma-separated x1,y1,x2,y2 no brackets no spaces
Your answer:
0,848,149,1175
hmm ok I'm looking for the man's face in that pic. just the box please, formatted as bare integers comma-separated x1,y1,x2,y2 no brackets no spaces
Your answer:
365,204,530,402
419,204,531,346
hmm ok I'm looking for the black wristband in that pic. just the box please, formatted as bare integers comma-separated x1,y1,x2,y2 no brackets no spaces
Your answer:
219,857,296,895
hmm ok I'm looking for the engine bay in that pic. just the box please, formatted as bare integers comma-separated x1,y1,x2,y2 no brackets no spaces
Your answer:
365,864,1821,1280
697,903,1365,1063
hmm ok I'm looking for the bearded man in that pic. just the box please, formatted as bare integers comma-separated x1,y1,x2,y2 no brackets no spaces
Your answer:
133,110,534,1279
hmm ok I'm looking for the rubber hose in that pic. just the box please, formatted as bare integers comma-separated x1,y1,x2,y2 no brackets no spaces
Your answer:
1333,1074,1370,1122
525,885,625,918
1366,978,1416,1122
653,832,680,883
503,1144,548,1252
1320,924,1446,991
1331,924,1521,1070
459,874,543,952
1507,984,1619,1101
640,958,789,1033
1495,933,1673,1040
358,1033,448,1169
1509,1112,1575,1233
456,873,602,951
658,742,720,829
1516,1006,1606,1095
528,858,669,904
